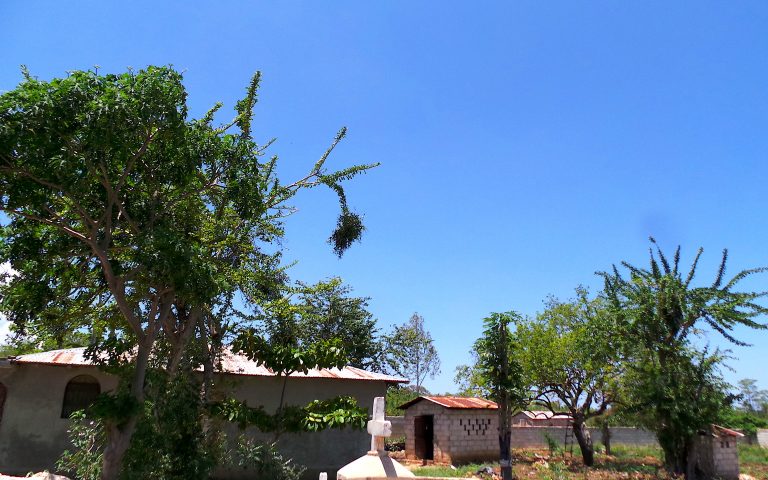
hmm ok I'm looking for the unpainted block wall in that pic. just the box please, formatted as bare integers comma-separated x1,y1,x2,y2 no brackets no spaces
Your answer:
388,415,406,438
688,435,740,480
712,438,739,480
401,408,660,464
403,403,498,464
757,429,768,448
512,426,658,449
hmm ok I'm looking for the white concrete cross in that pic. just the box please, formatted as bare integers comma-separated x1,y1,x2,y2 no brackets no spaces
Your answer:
366,396,391,453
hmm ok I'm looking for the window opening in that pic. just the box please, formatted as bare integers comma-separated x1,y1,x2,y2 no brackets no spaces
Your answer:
61,375,100,418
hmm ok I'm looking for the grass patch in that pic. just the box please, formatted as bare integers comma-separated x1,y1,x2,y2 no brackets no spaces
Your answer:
739,443,768,463
410,463,489,477
609,444,663,461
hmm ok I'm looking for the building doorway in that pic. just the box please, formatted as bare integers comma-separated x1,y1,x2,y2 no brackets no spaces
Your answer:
414,414,434,460
0,382,6,425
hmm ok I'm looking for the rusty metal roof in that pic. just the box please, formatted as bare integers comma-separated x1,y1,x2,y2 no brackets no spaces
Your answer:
13,347,407,383
711,425,745,438
13,348,90,366
398,396,499,410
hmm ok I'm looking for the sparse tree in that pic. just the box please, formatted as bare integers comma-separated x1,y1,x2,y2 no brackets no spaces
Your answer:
514,289,622,466
383,313,440,393
453,352,487,398
737,379,768,413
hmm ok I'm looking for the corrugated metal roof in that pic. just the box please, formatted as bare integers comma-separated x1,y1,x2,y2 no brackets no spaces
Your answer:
14,348,91,366
522,410,572,419
398,396,499,410
711,425,744,438
13,347,407,383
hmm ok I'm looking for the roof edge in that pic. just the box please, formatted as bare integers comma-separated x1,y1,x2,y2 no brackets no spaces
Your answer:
398,396,499,410
12,347,407,383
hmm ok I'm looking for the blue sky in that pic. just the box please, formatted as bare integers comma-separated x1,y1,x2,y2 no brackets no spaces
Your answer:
2,1,767,394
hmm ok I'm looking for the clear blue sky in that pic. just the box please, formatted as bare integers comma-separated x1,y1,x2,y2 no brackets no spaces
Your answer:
2,1,767,394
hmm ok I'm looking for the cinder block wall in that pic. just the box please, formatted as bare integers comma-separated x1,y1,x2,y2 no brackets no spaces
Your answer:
600,427,658,446
401,405,662,465
388,416,406,438
403,402,448,462
504,426,657,449
757,429,768,448
711,438,740,480
688,435,740,480
403,404,498,464
444,410,498,463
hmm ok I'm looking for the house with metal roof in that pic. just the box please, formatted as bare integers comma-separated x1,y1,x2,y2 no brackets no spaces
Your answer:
0,347,405,479
397,396,500,464
687,425,745,480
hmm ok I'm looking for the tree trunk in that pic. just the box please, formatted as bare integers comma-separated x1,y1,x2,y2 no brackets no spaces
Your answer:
663,446,688,478
101,418,138,480
601,422,611,456
497,320,514,480
100,340,151,480
499,427,512,480
659,430,689,478
572,420,595,467
498,400,512,480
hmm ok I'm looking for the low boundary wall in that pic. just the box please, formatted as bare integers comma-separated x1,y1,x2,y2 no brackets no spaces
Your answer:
757,429,768,448
389,415,406,438
509,426,657,448
386,416,658,448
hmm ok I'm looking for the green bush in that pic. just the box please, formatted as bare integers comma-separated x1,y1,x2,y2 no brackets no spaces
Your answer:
233,436,305,480
739,443,768,464
57,411,104,480
543,432,563,457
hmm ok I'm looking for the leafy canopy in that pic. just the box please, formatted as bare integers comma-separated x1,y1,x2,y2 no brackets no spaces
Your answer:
599,238,767,475
0,65,377,479
515,288,621,420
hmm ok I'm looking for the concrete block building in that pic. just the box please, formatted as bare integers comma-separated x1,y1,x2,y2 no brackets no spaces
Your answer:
687,425,744,480
399,396,499,464
0,348,405,478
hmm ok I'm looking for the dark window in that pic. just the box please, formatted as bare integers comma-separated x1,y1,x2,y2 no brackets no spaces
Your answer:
0,382,6,424
61,375,100,418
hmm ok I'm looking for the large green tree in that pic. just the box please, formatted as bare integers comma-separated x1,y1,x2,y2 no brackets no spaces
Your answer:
599,239,767,478
514,289,622,466
258,277,383,371
0,66,374,479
